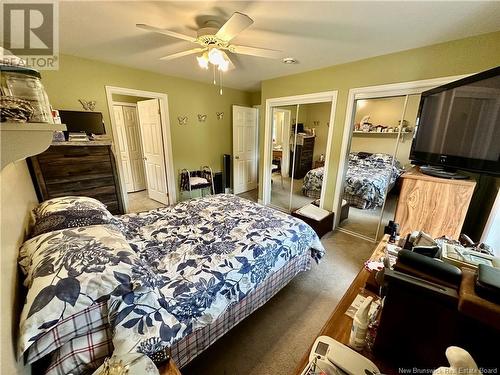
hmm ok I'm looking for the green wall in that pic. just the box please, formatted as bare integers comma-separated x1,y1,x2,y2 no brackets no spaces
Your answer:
250,91,261,106
41,54,252,184
260,31,500,211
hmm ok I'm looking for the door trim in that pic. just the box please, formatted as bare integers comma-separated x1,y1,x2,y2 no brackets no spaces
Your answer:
333,74,471,230
263,91,338,210
105,86,177,211
272,108,291,177
232,105,259,195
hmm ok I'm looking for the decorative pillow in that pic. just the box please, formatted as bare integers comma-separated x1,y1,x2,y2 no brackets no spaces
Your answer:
17,224,147,358
31,196,117,237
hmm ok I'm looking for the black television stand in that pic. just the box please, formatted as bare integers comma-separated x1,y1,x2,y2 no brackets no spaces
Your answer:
420,165,469,180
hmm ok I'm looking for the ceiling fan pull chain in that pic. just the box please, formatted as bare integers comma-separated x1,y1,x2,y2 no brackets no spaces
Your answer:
213,64,216,85
220,69,223,95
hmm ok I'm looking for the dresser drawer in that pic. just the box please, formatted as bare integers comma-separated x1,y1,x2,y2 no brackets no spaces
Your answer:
38,146,110,159
46,176,117,196
40,160,113,179
38,154,111,166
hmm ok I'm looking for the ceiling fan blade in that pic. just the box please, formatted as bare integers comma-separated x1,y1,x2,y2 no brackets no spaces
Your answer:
159,48,206,61
215,12,254,42
136,23,197,43
221,51,236,71
231,44,282,59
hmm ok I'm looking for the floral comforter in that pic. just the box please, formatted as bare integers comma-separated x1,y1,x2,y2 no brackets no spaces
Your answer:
19,195,324,362
344,152,404,209
302,167,325,199
302,153,404,209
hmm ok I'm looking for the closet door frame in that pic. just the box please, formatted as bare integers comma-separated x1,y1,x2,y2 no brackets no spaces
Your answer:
334,75,469,241
263,91,338,209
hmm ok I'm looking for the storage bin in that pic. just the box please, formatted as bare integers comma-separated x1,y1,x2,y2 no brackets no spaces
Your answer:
0,65,52,123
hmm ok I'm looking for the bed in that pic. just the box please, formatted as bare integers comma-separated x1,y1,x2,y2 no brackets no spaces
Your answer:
18,194,324,375
302,152,404,209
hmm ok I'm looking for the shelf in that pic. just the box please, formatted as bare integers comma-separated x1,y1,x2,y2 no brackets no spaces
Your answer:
1,122,66,171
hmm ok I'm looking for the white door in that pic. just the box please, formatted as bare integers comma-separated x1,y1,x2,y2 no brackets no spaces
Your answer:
273,108,291,176
122,106,146,192
233,105,258,195
113,105,134,192
137,99,169,204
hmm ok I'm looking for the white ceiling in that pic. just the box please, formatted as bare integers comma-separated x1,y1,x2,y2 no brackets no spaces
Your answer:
59,1,500,91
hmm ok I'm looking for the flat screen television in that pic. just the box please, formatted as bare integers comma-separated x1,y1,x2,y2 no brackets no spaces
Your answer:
410,66,500,177
59,110,105,135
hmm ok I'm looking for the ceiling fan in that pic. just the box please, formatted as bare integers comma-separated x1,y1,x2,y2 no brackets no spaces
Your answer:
136,12,282,72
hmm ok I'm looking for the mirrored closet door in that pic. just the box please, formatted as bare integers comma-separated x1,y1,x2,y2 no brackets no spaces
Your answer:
337,94,419,241
270,102,332,212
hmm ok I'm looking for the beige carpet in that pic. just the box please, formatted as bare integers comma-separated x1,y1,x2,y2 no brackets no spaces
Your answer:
270,175,316,211
237,189,259,203
339,193,398,239
128,190,166,213
183,231,375,375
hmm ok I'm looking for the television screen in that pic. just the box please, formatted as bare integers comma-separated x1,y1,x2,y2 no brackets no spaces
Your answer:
411,66,500,175
59,110,105,135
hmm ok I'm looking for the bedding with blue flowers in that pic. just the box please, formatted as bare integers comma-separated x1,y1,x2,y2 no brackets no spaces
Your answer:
302,153,404,209
18,194,324,372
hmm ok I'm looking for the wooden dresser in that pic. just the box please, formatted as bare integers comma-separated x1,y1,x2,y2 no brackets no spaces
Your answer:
28,141,124,214
394,167,476,239
289,135,315,179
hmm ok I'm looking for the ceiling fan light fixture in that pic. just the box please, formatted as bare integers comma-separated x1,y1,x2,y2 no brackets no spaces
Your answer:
196,53,209,69
208,47,225,66
218,59,229,72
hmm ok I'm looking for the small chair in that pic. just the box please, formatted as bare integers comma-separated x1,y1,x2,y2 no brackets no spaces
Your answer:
180,166,215,198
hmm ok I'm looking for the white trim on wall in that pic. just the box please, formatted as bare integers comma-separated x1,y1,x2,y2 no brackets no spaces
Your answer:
112,101,137,108
333,74,470,230
105,86,177,211
263,91,338,209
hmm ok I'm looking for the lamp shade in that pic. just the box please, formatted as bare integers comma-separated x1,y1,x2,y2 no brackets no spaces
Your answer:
208,48,225,66
196,53,209,69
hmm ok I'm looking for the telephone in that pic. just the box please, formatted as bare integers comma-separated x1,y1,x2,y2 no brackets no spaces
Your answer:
300,336,381,375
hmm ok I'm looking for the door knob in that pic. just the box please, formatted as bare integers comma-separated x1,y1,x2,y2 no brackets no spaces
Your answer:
235,156,240,159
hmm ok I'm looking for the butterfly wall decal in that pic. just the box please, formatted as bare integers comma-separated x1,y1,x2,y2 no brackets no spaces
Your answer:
177,116,188,125
198,114,207,122
216,112,224,120
78,99,96,111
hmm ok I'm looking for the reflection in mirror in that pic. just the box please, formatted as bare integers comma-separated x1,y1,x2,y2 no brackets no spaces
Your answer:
270,102,331,212
377,94,422,239
270,105,297,211
338,95,410,240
